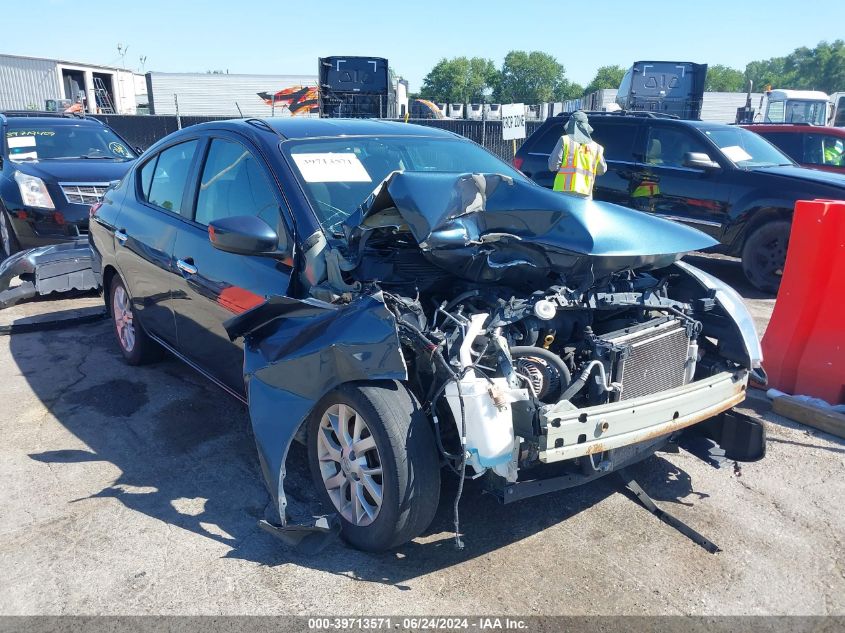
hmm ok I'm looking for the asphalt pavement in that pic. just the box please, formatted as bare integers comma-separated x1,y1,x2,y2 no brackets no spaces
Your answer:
0,255,842,616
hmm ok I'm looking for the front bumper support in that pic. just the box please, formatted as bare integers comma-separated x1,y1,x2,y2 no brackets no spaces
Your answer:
0,240,98,309
539,370,748,463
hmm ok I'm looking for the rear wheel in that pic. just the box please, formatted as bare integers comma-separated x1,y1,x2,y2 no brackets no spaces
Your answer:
741,220,791,294
307,381,440,551
0,210,20,259
109,276,162,365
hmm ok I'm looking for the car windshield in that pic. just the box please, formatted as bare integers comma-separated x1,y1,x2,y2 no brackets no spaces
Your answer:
282,135,527,235
4,122,137,162
702,127,794,168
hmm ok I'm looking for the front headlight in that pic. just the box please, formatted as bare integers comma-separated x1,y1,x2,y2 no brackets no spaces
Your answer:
14,172,55,210
675,260,763,369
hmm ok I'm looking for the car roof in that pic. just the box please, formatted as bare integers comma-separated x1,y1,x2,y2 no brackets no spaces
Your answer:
2,114,106,127
548,112,738,131
190,117,460,140
742,124,845,137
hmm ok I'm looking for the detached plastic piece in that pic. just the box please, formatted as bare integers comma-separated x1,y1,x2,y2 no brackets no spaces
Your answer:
694,408,767,462
0,240,98,309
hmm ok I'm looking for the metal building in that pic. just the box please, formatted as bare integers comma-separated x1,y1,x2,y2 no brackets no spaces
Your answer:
145,72,319,118
0,53,145,114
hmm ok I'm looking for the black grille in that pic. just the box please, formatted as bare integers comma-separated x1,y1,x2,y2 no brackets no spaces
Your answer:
599,319,692,401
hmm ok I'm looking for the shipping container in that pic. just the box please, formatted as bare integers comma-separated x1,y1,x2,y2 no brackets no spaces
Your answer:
0,53,143,114
146,72,319,118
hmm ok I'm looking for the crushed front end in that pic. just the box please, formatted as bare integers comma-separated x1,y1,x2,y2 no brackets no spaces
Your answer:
235,172,765,541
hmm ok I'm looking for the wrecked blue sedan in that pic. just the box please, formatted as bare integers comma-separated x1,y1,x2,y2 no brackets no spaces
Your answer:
89,118,765,552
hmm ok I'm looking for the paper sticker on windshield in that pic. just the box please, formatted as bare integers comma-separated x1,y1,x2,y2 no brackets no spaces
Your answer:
7,136,36,148
721,145,752,163
291,153,371,183
7,135,38,161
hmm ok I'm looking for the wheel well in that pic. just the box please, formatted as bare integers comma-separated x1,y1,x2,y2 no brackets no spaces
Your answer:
738,207,792,253
102,266,119,314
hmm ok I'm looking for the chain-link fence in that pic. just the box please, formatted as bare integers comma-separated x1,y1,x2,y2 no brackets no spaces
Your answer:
97,115,545,160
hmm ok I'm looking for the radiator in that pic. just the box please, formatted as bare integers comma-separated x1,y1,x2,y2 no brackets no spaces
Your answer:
595,318,694,401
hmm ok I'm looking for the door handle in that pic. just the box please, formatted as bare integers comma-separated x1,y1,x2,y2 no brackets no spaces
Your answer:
114,229,128,245
176,258,198,275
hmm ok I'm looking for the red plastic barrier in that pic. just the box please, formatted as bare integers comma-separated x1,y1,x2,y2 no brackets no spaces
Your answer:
762,200,845,404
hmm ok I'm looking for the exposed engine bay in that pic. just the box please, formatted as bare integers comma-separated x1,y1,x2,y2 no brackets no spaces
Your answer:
326,172,760,486
231,171,764,541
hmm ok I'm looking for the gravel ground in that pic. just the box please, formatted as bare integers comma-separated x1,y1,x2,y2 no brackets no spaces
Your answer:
0,255,842,616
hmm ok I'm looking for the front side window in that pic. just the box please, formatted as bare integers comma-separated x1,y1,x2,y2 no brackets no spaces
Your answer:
835,97,845,127
803,134,845,167
644,126,712,168
4,122,136,163
195,138,280,228
140,140,199,213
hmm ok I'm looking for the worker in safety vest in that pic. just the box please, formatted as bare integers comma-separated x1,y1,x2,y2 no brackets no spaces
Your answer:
548,111,607,198
823,138,844,166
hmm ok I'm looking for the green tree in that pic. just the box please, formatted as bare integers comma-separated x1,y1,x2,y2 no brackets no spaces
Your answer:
420,57,498,103
744,40,845,93
495,51,566,103
583,65,626,95
555,78,584,102
705,64,746,92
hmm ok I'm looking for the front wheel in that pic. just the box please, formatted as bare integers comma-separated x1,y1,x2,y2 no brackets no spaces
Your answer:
307,381,440,551
741,220,791,294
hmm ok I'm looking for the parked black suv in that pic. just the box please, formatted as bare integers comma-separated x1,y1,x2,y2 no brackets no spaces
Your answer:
514,111,845,293
1,112,138,258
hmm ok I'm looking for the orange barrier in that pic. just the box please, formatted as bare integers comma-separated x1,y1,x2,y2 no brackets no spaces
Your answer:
762,200,845,404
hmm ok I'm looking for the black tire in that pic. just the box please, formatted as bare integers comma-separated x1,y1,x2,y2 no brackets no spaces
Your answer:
307,381,440,551
0,209,20,259
108,275,162,365
741,220,791,294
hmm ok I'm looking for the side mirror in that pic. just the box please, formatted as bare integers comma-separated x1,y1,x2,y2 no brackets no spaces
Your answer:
684,152,720,170
208,215,279,256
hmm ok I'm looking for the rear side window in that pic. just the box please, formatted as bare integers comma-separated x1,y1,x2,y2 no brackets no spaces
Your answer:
757,132,802,162
592,122,639,162
139,140,199,213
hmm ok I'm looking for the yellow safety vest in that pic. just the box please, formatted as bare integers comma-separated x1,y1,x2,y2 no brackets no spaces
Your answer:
553,136,604,196
824,145,843,166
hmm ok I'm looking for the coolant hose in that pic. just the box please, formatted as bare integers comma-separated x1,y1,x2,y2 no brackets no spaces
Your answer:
509,346,571,399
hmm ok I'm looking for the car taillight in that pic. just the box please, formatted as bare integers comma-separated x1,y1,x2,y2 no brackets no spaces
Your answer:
52,211,66,225
89,202,103,218
512,156,524,171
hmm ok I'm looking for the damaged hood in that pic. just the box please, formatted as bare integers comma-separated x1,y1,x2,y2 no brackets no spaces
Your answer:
344,172,717,285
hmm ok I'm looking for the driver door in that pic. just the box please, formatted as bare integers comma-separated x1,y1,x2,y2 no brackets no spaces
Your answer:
170,133,294,397
635,125,731,238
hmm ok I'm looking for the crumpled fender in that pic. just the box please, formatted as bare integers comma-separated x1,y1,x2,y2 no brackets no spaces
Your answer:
224,292,407,528
0,240,97,309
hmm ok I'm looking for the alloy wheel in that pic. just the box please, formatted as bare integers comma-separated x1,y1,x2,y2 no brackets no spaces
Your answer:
112,285,136,353
316,403,384,526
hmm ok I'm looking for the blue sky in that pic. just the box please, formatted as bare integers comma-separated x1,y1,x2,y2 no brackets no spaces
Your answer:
7,0,845,91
